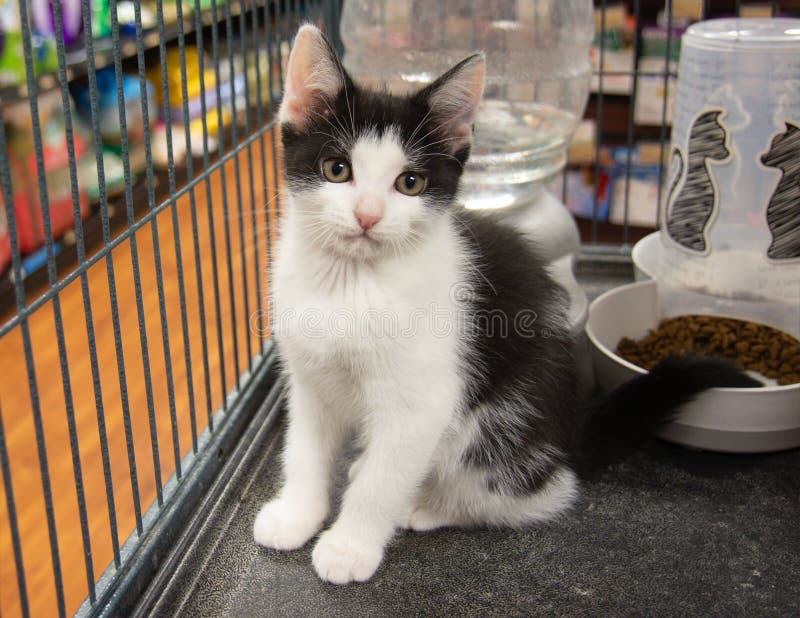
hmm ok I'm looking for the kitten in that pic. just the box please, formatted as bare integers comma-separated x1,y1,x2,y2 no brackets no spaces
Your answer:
253,25,757,585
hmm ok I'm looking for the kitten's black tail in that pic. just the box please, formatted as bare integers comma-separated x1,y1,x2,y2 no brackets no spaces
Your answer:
577,355,760,474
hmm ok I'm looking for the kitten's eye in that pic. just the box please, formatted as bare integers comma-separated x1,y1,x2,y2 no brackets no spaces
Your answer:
321,158,352,183
395,171,427,196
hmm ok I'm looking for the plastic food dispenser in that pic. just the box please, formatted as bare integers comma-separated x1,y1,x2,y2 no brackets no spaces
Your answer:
659,18,800,338
339,1,596,391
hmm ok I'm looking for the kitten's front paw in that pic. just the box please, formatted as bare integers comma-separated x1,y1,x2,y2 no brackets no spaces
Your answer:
253,499,325,551
312,529,384,584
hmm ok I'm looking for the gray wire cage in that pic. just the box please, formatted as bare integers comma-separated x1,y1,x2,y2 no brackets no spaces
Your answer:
0,1,798,617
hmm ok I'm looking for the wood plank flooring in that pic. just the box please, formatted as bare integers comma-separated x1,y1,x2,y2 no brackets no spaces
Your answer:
0,132,281,618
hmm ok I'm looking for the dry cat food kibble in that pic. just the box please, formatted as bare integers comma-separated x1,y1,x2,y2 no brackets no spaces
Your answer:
616,315,800,386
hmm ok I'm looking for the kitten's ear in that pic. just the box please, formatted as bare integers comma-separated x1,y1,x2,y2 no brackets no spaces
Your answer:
417,53,486,153
280,24,348,129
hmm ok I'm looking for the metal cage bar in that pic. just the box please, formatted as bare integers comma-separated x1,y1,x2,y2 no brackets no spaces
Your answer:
655,0,675,228
18,0,88,610
0,406,29,618
592,0,608,243
135,0,184,486
191,0,228,425
209,0,243,394
174,0,216,440
621,0,642,246
51,0,122,574
0,102,67,618
222,0,255,373
101,0,148,535
1,2,798,617
0,2,299,616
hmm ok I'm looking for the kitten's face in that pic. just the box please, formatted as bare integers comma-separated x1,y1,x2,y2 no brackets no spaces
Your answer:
279,25,485,261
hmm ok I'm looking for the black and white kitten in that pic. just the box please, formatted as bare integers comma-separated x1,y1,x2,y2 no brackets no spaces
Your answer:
253,25,756,585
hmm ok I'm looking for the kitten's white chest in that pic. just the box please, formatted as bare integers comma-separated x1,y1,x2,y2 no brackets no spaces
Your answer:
277,264,439,361
276,263,403,353
271,221,466,375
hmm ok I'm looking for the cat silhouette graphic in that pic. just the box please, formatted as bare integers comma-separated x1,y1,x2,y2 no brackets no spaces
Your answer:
761,122,800,260
666,110,730,252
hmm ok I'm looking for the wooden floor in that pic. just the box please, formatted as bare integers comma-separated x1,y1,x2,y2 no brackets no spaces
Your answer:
0,132,281,618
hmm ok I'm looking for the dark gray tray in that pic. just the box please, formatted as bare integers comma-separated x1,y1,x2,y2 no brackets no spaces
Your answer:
134,256,800,617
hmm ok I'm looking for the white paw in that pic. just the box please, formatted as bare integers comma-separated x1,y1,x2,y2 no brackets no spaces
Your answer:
253,499,325,551
312,529,384,584
406,506,449,532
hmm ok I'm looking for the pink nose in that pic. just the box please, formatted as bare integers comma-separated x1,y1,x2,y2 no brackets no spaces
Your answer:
355,211,381,231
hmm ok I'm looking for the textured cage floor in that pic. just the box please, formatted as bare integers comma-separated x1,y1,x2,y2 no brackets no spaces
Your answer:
137,260,800,617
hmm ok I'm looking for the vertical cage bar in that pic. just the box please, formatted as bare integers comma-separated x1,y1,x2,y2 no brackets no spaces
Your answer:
173,0,216,436
265,0,284,231
772,0,778,17
223,0,255,369
254,0,277,343
240,0,266,350
328,0,344,55
621,0,642,246
0,110,66,618
208,0,243,390
51,0,122,568
324,0,335,46
293,0,301,31
306,0,322,26
264,0,284,280
17,0,96,604
103,0,169,503
78,0,146,530
132,0,183,481
655,1,675,228
153,0,200,454
591,0,608,243
192,0,228,418
274,0,286,103
252,2,269,194
276,0,291,223
0,408,30,617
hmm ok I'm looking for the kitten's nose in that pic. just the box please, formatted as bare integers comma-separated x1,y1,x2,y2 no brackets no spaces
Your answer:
355,210,381,231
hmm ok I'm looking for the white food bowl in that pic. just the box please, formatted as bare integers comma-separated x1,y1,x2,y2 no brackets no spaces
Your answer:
631,231,659,281
585,279,800,453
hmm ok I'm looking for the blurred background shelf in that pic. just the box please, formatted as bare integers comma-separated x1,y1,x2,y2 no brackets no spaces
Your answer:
0,0,294,319
0,113,279,321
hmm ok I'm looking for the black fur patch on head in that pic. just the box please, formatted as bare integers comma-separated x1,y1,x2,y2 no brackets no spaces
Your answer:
281,81,470,209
